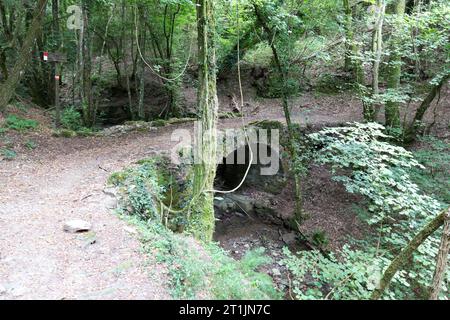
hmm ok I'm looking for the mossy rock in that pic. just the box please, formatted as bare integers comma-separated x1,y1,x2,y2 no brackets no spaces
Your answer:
167,117,196,125
151,119,168,127
123,120,148,126
219,112,243,119
249,120,285,131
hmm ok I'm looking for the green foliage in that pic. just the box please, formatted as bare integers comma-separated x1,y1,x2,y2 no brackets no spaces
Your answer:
311,230,329,249
122,215,280,300
5,115,38,131
283,246,385,300
410,136,450,204
60,107,83,131
309,123,442,225
24,139,37,150
151,119,168,127
297,122,449,299
0,148,17,160
110,159,166,221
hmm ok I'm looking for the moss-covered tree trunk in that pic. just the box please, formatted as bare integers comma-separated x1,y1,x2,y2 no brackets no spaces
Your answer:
190,0,219,242
385,0,406,128
0,0,47,111
370,208,448,300
429,208,450,300
366,0,385,122
343,0,354,73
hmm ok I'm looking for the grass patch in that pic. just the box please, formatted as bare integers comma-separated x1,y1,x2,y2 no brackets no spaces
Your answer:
5,115,38,132
111,156,280,300
24,139,37,150
121,215,281,300
0,148,17,160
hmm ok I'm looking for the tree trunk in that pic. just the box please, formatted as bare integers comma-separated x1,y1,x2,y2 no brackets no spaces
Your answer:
81,0,93,126
253,3,305,222
371,208,448,300
0,0,48,111
121,1,134,119
52,0,61,127
190,0,219,242
343,0,354,73
137,5,146,120
385,0,405,128
404,72,449,142
429,208,450,300
366,0,385,121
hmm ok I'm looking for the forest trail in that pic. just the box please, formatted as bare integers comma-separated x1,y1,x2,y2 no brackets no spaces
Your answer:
0,105,359,300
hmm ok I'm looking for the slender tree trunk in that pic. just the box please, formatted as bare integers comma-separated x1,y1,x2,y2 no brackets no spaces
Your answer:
367,0,385,121
253,3,305,222
121,1,134,119
385,0,406,128
371,208,448,300
52,0,61,127
404,72,449,142
81,0,93,126
429,209,450,299
343,0,354,73
137,5,146,120
0,0,47,110
190,0,219,242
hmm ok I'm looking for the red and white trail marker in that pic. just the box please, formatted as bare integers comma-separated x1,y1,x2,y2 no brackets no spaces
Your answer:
43,51,48,61
55,75,60,81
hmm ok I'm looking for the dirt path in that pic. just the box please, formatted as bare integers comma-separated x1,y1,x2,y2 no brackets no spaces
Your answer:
0,127,182,300
0,91,394,300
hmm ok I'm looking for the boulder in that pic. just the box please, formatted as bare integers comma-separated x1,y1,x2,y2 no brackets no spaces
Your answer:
64,219,92,233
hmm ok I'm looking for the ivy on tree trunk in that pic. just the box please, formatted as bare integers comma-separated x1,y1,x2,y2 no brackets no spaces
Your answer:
189,0,219,242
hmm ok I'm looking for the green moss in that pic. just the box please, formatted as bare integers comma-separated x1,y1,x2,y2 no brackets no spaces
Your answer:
186,194,216,242
249,119,285,131
120,215,280,300
151,119,168,127
218,111,243,119
123,120,147,126
167,117,196,125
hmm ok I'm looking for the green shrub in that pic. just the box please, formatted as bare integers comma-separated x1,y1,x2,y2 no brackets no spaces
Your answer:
151,119,168,127
61,107,83,131
410,136,450,204
124,216,280,300
24,140,37,150
282,246,384,300
1,148,17,160
306,122,447,299
113,156,280,300
6,115,38,131
311,230,329,249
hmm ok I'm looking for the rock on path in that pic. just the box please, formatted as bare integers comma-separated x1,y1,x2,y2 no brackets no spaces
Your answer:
0,132,172,300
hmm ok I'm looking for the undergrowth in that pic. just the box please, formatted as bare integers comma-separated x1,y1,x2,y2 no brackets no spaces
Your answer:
4,115,38,131
111,157,280,300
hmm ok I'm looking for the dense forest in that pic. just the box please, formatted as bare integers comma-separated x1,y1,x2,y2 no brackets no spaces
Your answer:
0,0,448,302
